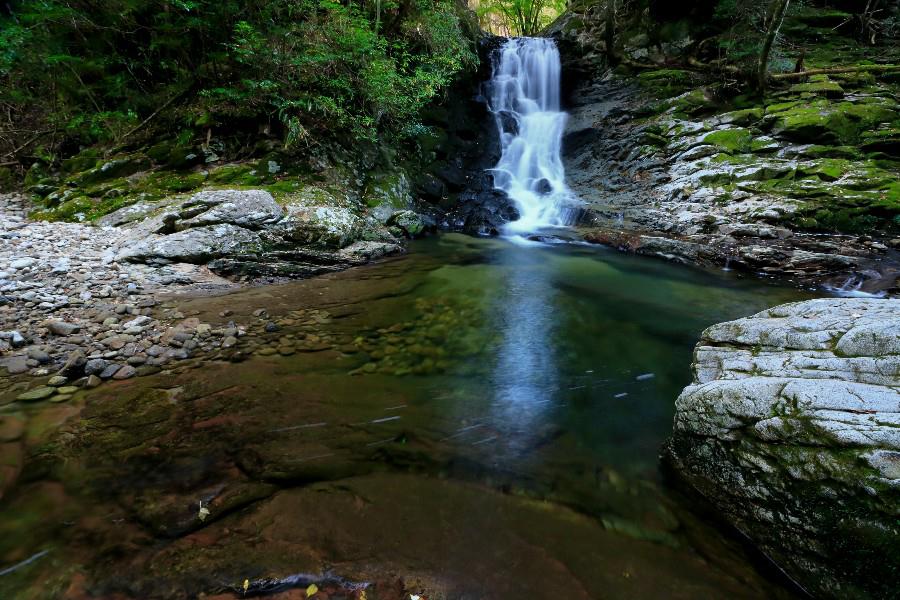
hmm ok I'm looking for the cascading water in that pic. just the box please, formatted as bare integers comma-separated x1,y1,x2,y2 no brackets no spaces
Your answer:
486,37,573,233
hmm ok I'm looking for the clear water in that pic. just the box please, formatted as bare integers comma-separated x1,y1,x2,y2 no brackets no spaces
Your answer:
487,38,575,232
0,235,818,599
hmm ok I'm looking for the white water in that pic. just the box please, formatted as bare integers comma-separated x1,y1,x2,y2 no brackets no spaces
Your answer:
487,37,573,233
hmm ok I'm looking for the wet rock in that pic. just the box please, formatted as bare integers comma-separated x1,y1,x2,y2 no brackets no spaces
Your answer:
58,350,87,377
16,386,56,402
664,298,900,599
112,365,137,380
84,359,109,376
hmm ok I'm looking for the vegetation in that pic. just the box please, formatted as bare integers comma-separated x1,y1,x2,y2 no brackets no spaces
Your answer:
473,0,566,36
0,0,478,170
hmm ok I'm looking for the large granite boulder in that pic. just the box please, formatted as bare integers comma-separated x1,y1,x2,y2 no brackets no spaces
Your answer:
116,223,263,263
664,298,900,599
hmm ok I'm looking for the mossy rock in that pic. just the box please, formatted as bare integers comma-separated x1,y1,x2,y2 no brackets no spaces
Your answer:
770,99,898,144
208,164,263,186
73,155,151,186
789,80,844,99
703,128,752,154
61,150,100,174
637,69,694,97
147,141,204,169
800,145,860,160
138,171,207,193
795,159,846,182
717,108,763,127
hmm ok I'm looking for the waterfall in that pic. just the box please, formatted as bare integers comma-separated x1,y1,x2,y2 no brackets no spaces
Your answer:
486,37,572,233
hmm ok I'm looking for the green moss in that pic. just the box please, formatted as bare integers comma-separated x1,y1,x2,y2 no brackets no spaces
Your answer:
208,164,263,186
788,79,844,99
703,128,752,154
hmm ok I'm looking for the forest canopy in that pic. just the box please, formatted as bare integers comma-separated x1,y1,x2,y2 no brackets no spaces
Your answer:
0,0,478,162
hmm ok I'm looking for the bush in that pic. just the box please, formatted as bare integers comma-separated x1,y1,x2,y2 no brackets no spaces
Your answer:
0,0,478,161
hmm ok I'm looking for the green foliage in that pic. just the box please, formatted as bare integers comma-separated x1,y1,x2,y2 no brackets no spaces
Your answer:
0,0,477,162
474,0,565,36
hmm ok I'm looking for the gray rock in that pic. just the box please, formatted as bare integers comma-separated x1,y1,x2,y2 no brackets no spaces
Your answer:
99,363,122,379
46,320,80,336
112,365,137,379
665,298,900,599
272,201,362,249
117,224,262,263
84,358,109,376
177,189,283,230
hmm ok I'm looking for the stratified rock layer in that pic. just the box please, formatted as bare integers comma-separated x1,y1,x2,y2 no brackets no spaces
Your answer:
664,298,900,600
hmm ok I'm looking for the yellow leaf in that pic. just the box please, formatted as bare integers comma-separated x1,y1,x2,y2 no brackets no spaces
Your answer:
243,579,250,593
306,583,319,597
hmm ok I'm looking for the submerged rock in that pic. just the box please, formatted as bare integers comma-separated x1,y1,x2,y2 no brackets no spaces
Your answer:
664,298,900,599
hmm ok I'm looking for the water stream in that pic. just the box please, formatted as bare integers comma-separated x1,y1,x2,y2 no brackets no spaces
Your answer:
487,38,574,233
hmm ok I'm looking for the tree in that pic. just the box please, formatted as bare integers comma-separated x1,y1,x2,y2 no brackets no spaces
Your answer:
756,0,791,92
475,0,566,37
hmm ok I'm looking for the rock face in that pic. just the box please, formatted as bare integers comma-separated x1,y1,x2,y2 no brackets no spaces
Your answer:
664,298,900,599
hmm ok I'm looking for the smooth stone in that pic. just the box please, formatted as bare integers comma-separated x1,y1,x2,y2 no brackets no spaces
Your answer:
85,375,102,388
56,386,79,395
112,365,137,379
46,320,80,336
16,387,56,402
47,375,68,387
50,394,73,403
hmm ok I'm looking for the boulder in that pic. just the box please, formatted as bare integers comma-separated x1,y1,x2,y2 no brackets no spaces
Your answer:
176,190,283,230
664,298,900,599
117,224,262,263
271,202,363,249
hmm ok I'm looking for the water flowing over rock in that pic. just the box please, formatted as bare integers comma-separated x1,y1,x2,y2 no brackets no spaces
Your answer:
664,298,900,599
486,37,574,233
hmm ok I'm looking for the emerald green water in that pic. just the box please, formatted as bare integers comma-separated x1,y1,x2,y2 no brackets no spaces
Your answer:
0,234,817,599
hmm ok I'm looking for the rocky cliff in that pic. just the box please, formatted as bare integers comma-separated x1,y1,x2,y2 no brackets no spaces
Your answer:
664,298,900,599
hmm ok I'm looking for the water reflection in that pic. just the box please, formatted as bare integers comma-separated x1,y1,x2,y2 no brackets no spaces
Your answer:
488,243,559,457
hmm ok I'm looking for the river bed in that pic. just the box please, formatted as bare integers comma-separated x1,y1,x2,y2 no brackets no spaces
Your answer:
0,234,818,599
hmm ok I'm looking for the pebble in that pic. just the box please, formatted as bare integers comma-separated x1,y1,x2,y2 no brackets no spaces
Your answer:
47,375,68,387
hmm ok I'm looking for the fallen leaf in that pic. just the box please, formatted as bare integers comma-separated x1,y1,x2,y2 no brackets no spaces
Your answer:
306,583,319,597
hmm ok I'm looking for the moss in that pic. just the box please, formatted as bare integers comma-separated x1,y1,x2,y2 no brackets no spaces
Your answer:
796,159,847,182
703,128,752,154
72,155,151,186
208,164,263,186
61,149,99,174
789,80,844,99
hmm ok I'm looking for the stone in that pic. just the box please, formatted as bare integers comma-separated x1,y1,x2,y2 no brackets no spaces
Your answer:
271,200,362,249
177,189,283,230
84,358,109,376
99,364,122,379
664,298,900,600
46,320,80,336
112,365,137,379
85,374,102,388
58,350,86,377
0,330,26,348
47,375,68,387
26,347,50,363
3,356,29,375
117,224,263,264
16,386,56,402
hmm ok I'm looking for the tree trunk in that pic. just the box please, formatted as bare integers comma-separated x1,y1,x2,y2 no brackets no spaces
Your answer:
604,0,617,66
757,0,791,92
